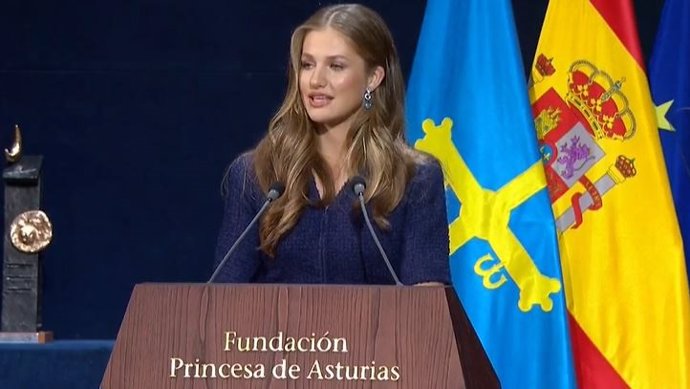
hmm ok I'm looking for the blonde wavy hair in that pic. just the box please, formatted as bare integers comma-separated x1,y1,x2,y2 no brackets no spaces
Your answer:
253,3,420,256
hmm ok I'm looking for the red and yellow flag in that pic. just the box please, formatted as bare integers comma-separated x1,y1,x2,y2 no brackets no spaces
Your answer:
528,0,690,388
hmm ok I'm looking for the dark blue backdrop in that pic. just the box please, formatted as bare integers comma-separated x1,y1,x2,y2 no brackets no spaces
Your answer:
0,0,662,339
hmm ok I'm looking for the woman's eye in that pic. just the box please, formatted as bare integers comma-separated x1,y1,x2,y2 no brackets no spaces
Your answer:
330,63,345,70
300,61,314,69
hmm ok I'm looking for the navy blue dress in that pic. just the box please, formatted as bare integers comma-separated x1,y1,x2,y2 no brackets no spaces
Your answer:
213,153,450,285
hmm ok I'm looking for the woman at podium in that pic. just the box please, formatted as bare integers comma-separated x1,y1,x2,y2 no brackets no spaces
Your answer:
213,4,450,286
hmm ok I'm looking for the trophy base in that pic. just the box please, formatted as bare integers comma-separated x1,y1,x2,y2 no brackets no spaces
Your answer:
0,331,53,343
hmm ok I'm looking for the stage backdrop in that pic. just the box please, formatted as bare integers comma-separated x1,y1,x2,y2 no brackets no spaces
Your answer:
0,0,662,339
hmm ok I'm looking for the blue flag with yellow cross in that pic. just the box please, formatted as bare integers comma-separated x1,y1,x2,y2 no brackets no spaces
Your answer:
405,1,578,388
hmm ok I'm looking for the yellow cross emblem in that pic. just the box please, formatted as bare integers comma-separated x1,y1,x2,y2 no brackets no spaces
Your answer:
415,118,562,312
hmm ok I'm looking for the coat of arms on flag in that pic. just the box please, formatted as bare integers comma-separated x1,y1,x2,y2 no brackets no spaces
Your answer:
532,59,638,232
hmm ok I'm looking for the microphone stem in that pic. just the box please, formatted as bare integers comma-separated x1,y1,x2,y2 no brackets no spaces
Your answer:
208,198,272,283
358,194,403,286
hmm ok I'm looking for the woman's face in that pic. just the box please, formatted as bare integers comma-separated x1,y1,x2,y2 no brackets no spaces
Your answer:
299,27,372,132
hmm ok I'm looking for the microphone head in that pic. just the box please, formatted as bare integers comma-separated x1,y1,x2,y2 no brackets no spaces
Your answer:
351,176,366,196
267,182,285,201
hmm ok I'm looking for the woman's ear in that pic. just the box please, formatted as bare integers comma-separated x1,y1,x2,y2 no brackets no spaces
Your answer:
367,65,385,91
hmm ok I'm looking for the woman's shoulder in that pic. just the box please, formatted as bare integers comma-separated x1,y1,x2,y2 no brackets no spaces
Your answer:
401,149,445,204
408,149,444,185
228,151,255,172
223,151,254,183
221,151,261,199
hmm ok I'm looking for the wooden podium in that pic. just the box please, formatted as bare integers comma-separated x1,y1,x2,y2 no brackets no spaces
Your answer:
101,284,499,388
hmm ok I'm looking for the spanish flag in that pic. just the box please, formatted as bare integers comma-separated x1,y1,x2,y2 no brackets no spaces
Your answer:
528,0,690,388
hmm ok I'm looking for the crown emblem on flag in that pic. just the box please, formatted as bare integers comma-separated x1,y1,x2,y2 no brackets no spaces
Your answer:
531,54,556,85
566,60,636,141
609,154,638,183
535,54,556,78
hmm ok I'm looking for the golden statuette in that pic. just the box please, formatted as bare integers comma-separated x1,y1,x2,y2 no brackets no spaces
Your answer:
10,210,53,253
5,124,23,163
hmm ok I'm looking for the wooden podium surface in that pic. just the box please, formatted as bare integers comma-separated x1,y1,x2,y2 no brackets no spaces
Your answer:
101,283,499,389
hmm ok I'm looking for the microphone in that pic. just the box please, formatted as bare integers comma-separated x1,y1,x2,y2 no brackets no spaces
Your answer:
351,176,403,286
208,181,285,283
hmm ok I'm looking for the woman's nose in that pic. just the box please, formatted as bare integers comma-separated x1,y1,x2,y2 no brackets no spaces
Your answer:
310,66,327,88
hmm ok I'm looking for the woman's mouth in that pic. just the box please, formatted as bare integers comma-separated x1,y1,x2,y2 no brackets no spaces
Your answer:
308,94,332,108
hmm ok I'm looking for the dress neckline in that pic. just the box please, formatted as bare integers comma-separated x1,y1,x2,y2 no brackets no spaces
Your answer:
308,176,356,206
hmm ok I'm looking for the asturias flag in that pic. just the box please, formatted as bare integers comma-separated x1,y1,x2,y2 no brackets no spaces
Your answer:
528,0,690,387
649,0,690,290
406,1,577,388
